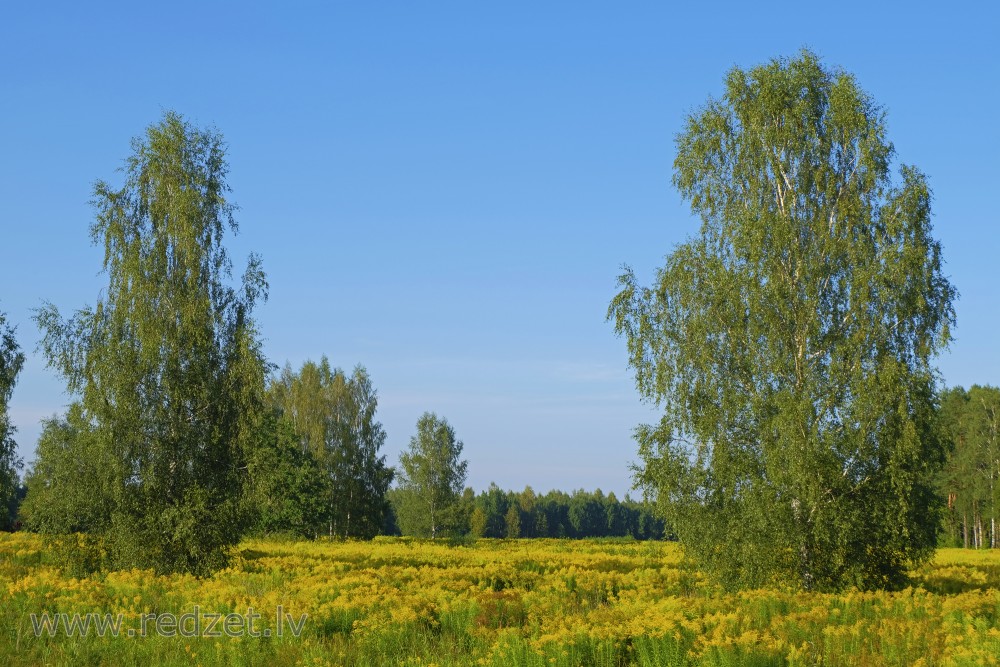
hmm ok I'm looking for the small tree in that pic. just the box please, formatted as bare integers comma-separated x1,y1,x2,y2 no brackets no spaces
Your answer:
504,504,521,539
21,404,113,534
610,51,955,591
519,486,537,537
476,482,510,538
469,506,488,538
0,309,24,530
396,413,468,538
534,511,549,538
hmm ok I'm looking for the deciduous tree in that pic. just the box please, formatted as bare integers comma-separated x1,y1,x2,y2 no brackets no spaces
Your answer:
609,51,956,590
33,112,269,574
395,413,468,539
268,358,394,538
21,403,112,534
504,503,521,538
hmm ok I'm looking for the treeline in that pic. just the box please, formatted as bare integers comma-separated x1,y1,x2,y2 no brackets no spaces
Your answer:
389,485,667,540
13,346,664,545
938,385,1000,549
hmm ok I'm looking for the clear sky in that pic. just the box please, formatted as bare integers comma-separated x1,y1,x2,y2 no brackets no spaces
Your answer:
2,2,997,498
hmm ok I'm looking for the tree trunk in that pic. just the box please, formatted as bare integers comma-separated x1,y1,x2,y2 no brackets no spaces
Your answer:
991,471,997,549
346,486,353,538
792,498,813,590
430,500,437,539
799,544,814,591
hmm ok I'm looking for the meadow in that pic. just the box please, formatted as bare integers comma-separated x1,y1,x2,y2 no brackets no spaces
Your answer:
2,533,1000,666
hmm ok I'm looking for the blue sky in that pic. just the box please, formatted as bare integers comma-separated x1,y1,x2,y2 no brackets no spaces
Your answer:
2,2,997,497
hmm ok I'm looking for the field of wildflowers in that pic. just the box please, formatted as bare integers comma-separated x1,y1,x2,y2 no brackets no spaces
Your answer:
2,532,1000,666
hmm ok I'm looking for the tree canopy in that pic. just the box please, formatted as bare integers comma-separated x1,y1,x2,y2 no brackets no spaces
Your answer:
609,51,956,591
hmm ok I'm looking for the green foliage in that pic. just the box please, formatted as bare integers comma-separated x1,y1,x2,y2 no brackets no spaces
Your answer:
478,483,510,538
0,308,24,531
937,385,1000,548
439,485,665,540
395,413,468,538
20,404,113,534
268,358,393,538
30,112,269,574
609,51,956,591
469,506,488,538
504,504,521,538
244,410,332,538
569,489,607,538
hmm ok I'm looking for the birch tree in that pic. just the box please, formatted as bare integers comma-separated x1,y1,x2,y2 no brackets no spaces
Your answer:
33,112,269,574
396,413,468,539
609,51,956,591
268,358,394,539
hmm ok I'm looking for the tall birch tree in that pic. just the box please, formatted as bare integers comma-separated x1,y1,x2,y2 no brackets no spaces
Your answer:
609,51,956,591
33,112,269,574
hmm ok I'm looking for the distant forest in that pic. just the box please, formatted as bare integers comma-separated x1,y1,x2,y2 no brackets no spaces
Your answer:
387,485,667,541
